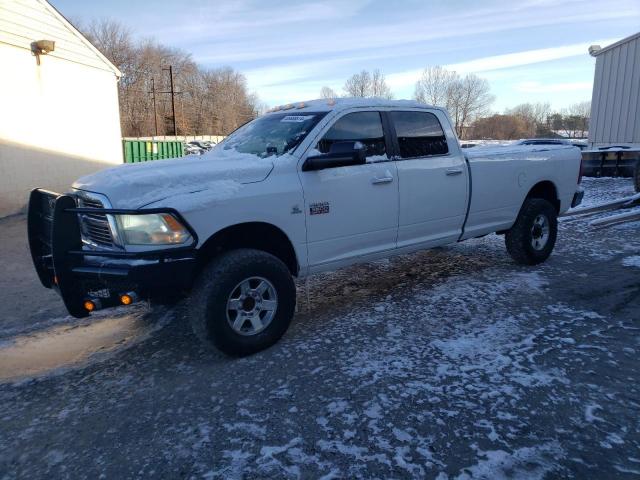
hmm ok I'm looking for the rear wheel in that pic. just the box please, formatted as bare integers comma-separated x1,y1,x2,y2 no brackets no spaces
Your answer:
505,198,558,265
189,249,296,356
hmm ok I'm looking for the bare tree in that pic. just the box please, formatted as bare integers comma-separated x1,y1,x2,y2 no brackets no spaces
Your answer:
565,101,590,138
555,101,591,138
83,19,136,76
414,67,493,138
343,69,393,98
320,86,338,99
80,19,259,137
506,102,551,137
344,70,371,97
414,66,458,107
452,74,494,139
370,70,393,99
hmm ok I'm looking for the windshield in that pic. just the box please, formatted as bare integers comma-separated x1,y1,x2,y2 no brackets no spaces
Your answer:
220,112,327,158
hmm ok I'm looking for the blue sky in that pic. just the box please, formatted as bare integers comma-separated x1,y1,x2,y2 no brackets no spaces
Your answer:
53,0,640,111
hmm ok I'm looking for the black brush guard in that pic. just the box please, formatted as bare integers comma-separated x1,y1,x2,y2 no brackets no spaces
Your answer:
28,189,198,318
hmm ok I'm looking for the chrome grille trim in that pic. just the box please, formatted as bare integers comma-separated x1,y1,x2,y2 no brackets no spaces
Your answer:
73,190,122,250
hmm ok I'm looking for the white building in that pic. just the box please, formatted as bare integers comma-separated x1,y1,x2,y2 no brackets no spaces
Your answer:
0,0,123,217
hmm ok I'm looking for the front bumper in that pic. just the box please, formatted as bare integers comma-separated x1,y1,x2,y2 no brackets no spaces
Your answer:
28,189,197,318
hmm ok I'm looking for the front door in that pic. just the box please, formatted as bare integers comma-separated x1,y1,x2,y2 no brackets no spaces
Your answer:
388,110,468,247
299,111,399,270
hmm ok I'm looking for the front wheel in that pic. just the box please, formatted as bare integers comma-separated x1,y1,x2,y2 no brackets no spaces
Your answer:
188,249,296,356
505,198,558,265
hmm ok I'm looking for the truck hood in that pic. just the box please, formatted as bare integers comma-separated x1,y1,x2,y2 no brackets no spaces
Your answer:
72,149,274,209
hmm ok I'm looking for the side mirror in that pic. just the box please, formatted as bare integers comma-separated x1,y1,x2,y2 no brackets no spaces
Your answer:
302,141,367,172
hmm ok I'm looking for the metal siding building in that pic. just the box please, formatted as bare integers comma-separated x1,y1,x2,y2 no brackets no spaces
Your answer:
589,32,640,149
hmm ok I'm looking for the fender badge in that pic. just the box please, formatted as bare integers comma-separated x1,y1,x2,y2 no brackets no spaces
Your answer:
291,205,302,214
310,201,330,215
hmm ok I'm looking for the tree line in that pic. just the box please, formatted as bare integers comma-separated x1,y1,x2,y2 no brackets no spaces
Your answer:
81,19,259,137
470,100,590,140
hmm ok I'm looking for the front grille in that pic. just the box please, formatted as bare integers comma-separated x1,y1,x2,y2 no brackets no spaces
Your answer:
76,195,116,248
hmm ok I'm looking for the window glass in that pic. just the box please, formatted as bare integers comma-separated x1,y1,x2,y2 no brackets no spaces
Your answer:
390,111,449,158
221,112,327,157
317,112,387,161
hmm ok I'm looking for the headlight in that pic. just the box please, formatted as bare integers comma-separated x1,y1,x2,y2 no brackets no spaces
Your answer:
115,213,192,246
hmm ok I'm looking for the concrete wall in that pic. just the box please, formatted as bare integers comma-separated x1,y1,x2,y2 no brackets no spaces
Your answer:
0,0,123,217
589,33,640,148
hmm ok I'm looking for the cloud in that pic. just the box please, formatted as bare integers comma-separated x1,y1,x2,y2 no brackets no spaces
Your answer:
385,38,617,90
514,81,592,93
187,1,638,64
160,0,371,44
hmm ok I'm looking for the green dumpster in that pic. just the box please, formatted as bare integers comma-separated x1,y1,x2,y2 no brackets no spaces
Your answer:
122,140,185,163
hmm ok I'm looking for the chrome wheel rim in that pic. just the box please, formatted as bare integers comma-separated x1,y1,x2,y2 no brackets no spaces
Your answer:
531,214,550,251
226,277,278,336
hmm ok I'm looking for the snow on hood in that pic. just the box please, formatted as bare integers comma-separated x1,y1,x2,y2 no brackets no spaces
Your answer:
72,148,274,209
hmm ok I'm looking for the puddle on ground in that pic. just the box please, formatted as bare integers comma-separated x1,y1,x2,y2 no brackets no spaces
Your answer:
0,308,161,382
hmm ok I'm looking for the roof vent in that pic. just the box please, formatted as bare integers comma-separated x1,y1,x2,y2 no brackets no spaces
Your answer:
588,45,602,57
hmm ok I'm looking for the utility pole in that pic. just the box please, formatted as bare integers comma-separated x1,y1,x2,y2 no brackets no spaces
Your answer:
152,66,182,137
162,65,177,136
150,77,158,136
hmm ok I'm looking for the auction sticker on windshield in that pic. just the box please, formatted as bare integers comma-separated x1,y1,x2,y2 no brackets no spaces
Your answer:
281,115,315,123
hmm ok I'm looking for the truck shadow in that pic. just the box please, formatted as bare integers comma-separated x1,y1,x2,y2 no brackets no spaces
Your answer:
294,242,504,318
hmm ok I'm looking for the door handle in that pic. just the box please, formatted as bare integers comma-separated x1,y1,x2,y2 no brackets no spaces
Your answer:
445,168,463,176
371,176,394,185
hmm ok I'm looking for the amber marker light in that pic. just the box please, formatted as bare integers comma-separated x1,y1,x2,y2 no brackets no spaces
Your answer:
120,294,133,305
84,300,96,312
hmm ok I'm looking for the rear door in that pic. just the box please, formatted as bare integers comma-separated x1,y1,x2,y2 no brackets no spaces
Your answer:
388,110,468,248
299,110,399,270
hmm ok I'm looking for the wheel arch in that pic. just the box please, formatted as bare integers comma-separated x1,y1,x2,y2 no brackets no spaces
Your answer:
196,222,299,276
526,180,560,213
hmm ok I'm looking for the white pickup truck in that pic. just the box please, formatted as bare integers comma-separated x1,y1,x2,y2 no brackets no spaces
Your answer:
28,98,584,355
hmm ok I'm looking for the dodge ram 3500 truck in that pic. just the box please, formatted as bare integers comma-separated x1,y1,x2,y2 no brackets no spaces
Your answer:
28,98,584,356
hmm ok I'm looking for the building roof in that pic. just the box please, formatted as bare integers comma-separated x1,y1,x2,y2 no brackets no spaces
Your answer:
43,0,121,78
589,31,640,57
0,0,121,78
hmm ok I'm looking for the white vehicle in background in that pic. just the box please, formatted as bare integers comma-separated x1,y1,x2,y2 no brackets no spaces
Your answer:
28,98,583,356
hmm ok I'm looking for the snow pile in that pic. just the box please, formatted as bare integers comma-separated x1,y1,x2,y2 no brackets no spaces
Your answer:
622,255,640,268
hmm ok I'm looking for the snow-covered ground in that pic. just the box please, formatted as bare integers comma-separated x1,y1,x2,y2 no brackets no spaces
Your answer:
0,178,639,479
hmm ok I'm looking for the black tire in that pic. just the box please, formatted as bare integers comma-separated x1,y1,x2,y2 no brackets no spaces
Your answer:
505,198,558,265
188,249,296,356
634,159,640,193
